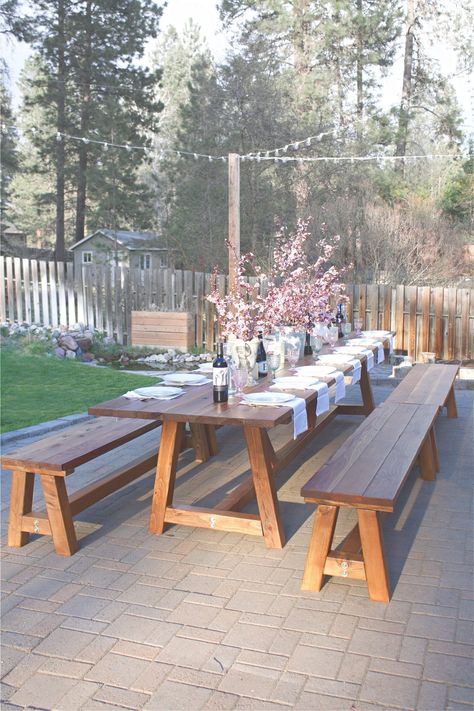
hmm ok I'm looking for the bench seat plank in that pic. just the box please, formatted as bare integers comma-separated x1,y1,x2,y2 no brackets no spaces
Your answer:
301,403,438,511
2,417,161,474
385,363,459,411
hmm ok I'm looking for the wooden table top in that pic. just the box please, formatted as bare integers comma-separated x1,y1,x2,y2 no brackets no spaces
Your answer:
88,340,379,428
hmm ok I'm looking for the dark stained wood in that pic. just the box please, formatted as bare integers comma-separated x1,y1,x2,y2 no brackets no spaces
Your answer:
395,284,405,351
2,418,161,473
433,287,444,358
418,434,436,481
382,285,392,331
408,285,417,359
385,364,459,411
445,386,458,418
421,286,430,354
447,287,457,361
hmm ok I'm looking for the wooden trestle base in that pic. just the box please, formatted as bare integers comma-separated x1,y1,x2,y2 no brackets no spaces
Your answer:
149,363,375,551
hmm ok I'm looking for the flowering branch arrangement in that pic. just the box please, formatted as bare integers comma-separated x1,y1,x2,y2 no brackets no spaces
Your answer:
207,221,349,340
261,220,349,332
207,246,264,341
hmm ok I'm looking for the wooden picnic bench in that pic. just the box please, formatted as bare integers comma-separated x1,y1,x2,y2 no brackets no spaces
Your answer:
300,362,459,601
384,363,459,416
1,417,163,556
301,401,440,601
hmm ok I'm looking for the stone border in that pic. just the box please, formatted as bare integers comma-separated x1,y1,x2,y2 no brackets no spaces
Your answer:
1,412,92,448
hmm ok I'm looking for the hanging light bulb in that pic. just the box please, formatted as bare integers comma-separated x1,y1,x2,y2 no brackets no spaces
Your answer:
103,143,109,152
56,132,62,142
305,137,311,147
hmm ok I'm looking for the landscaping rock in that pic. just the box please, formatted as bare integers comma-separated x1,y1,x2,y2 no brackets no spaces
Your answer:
66,350,77,359
76,337,92,351
80,352,95,362
54,347,66,359
60,335,79,351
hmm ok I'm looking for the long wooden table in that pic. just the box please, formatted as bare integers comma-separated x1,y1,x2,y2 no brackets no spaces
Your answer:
89,341,381,549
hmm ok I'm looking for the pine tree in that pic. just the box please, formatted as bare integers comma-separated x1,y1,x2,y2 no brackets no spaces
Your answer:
0,65,19,224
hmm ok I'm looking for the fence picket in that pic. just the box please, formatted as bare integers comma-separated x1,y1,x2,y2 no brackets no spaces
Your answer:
14,258,23,322
6,257,15,321
65,262,77,325
30,260,40,323
0,256,6,321
49,261,59,326
39,261,50,325
57,261,67,326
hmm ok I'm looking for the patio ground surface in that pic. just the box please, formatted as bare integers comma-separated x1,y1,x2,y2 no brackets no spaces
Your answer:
1,384,473,710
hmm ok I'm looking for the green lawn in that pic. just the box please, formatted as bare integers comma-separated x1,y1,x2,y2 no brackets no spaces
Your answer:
1,347,159,433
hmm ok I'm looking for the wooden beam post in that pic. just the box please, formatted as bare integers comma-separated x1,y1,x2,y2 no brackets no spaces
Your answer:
228,153,240,293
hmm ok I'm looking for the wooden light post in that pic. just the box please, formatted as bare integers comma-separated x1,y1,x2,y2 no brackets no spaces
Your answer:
228,153,240,292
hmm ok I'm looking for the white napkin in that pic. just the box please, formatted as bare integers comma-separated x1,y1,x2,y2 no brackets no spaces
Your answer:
313,382,330,415
362,331,393,354
333,371,346,402
123,391,182,401
335,346,374,371
289,397,309,439
346,358,362,384
361,349,374,371
347,339,384,363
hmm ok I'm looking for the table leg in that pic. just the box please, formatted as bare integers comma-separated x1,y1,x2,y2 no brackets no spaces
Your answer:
244,426,285,549
189,423,211,463
336,360,375,417
8,470,35,548
150,420,185,534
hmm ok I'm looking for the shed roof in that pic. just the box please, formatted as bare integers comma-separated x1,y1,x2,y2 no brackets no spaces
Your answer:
71,229,166,251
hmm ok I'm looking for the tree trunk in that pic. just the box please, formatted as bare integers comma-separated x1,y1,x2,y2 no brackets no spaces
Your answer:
74,0,93,243
356,0,364,141
55,0,66,260
395,0,416,172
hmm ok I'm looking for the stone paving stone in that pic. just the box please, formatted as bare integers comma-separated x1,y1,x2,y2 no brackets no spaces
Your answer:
92,683,151,709
303,676,360,699
235,698,289,710
175,572,224,595
39,656,92,679
84,651,150,687
1,630,42,652
283,607,335,635
75,634,117,664
423,652,474,685
227,590,278,614
116,581,170,606
456,619,474,645
236,650,287,671
287,644,344,678
208,608,241,633
300,631,348,652
93,600,130,623
0,606,49,635
448,685,474,706
348,628,402,660
369,657,422,679
131,661,173,694
217,662,280,699
8,672,78,708
34,627,96,659
1,652,44,688
222,621,280,653
110,640,158,661
102,612,180,646
268,628,302,657
405,611,457,641
60,615,107,634
166,600,221,627
269,671,306,706
176,624,224,644
359,670,420,709
156,636,217,669
337,651,370,684
202,645,241,675
206,689,241,708
54,680,101,710
399,635,428,664
0,645,24,677
329,613,359,639
239,611,283,628
143,680,213,710
56,594,110,619
167,666,222,689
0,682,16,702
417,680,448,710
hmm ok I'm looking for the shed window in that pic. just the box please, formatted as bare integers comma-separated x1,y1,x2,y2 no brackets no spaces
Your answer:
140,253,151,269
82,251,93,263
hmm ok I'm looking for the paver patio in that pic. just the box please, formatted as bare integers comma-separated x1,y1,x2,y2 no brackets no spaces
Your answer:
1,383,473,710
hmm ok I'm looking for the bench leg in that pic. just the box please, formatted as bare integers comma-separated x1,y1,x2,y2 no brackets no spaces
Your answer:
430,428,440,473
418,433,437,481
301,505,338,592
358,509,390,603
206,425,219,456
8,470,35,548
190,423,211,463
41,475,79,556
445,386,458,418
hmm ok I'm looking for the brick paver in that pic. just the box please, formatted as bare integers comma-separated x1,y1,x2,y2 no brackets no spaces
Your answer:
1,385,473,709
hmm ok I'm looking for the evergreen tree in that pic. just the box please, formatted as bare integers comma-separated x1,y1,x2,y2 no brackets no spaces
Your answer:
0,64,19,224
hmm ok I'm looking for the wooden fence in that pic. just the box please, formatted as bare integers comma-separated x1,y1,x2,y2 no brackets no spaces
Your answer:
1,256,473,361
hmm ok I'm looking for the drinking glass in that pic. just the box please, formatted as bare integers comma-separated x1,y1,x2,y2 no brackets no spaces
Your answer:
267,352,281,382
327,325,339,352
341,322,352,343
285,343,300,372
232,367,248,397
354,318,363,336
310,333,324,360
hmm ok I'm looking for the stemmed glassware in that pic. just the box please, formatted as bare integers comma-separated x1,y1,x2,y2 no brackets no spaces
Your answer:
341,322,352,343
232,366,248,397
354,318,363,336
285,339,300,372
327,325,339,352
310,333,324,361
263,334,281,383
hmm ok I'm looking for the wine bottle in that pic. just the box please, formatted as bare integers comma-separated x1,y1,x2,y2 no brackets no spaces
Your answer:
213,341,229,403
304,330,313,356
335,303,345,338
256,330,268,377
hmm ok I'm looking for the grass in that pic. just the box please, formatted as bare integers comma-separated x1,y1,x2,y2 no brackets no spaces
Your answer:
0,347,160,433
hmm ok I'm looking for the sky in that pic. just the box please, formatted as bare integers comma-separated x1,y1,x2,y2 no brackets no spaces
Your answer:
2,0,472,133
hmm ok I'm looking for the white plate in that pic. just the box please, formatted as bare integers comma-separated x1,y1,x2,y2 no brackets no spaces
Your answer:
133,386,183,398
162,373,209,385
273,376,319,388
317,354,356,363
196,363,213,372
346,339,379,346
361,330,390,337
296,365,337,376
243,392,294,406
334,346,368,354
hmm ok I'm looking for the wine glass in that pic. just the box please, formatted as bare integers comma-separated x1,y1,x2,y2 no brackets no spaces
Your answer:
285,343,300,372
354,318,363,336
310,333,324,361
341,322,352,343
267,352,281,382
327,325,339,352
232,366,248,397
